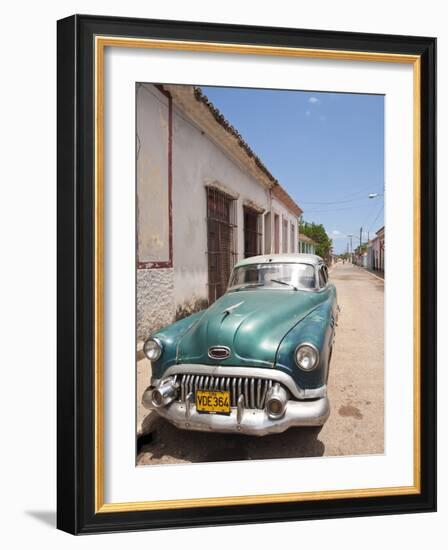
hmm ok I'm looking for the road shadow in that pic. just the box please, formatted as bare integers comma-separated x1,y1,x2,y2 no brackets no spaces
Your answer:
137,414,325,465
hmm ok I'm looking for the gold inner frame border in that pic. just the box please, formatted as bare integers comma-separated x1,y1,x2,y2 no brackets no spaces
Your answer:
94,35,421,513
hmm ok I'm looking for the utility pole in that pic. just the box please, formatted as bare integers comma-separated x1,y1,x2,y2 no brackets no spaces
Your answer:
358,226,363,266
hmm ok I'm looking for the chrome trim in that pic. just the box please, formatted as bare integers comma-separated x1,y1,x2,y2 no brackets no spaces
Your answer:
294,342,320,371
237,394,245,425
161,363,326,400
208,345,231,360
185,392,194,421
142,385,154,409
302,386,327,399
154,397,330,436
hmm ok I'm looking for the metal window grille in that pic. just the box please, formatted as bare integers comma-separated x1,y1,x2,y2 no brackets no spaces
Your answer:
206,187,237,304
243,206,262,258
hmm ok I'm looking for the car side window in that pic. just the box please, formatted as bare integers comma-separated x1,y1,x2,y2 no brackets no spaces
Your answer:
318,266,326,288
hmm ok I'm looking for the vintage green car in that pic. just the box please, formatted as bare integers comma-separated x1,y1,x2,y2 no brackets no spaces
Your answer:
142,253,338,436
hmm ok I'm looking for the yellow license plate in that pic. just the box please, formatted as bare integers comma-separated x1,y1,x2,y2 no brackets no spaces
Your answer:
196,390,231,415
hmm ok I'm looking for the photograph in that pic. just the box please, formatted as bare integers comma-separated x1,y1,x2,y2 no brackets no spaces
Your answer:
54,12,435,534
135,82,385,465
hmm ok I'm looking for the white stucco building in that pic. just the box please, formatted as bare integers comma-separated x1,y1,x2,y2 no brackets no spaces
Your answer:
137,84,303,338
298,233,317,255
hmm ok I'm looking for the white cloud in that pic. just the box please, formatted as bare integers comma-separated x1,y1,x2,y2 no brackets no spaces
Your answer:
308,96,319,104
305,110,311,116
332,230,345,239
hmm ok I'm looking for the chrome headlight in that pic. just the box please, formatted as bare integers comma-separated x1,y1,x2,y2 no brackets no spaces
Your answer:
294,343,319,371
143,337,163,361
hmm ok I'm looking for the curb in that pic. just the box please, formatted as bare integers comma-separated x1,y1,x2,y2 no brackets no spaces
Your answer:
360,267,385,283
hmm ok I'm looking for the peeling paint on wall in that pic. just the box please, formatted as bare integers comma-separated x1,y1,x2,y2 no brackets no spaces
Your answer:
175,297,209,321
137,268,175,339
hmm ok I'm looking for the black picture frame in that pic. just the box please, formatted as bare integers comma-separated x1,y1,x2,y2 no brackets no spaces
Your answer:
57,14,436,534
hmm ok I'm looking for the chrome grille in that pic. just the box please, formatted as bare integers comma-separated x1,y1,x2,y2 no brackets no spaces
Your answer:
177,373,276,410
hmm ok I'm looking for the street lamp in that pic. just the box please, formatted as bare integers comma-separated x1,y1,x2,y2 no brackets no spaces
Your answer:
368,193,384,199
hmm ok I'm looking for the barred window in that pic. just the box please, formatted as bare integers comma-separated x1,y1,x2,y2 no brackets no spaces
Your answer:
243,206,262,258
206,187,237,304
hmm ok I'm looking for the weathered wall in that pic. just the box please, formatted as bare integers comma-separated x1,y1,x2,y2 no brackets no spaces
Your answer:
136,84,174,339
171,101,271,311
136,85,170,264
137,268,175,339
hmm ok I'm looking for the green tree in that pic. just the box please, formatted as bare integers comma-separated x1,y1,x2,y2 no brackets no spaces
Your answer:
299,218,333,263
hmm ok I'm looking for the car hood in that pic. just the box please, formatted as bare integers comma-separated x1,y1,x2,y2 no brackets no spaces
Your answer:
176,289,323,368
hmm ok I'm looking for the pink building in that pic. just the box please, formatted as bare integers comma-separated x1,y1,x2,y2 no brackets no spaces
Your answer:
367,226,385,272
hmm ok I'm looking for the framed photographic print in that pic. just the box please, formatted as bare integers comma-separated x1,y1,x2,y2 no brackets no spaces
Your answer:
57,14,436,534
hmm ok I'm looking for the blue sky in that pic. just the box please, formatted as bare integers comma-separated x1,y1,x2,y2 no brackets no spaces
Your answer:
202,86,384,254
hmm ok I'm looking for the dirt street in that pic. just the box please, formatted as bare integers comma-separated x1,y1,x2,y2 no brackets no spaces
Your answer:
137,262,384,465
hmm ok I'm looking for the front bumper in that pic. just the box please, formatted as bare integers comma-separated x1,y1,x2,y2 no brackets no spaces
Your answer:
143,388,329,436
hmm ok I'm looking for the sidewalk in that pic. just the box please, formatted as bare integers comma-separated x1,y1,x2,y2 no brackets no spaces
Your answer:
362,267,384,280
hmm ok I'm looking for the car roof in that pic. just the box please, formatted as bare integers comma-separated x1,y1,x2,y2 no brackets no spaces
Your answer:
234,253,324,268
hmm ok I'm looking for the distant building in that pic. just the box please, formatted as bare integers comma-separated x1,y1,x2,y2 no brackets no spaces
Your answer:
367,226,385,272
298,233,317,255
355,248,368,267
136,84,303,338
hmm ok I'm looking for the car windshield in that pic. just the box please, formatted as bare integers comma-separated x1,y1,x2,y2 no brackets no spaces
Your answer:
228,263,316,291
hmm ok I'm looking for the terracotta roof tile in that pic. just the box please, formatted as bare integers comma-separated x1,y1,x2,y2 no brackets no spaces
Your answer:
192,87,303,217
272,184,303,217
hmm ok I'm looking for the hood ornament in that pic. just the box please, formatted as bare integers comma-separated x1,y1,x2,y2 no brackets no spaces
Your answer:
221,300,245,320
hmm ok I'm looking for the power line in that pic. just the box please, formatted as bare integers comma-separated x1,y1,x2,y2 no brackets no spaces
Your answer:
359,194,384,234
304,203,376,214
301,196,375,206
299,184,384,205
367,204,384,233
